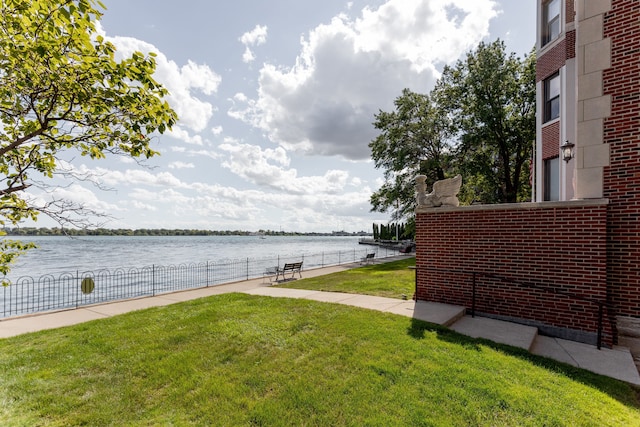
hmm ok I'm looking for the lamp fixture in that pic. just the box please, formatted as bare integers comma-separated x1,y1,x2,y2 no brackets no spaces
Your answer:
561,140,575,163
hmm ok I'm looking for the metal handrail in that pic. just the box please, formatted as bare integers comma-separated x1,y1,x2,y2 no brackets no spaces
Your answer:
419,266,611,349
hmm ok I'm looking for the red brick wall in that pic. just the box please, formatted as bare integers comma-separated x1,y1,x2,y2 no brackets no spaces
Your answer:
536,28,576,82
537,39,567,82
603,0,640,318
565,29,576,59
565,0,575,24
415,201,611,344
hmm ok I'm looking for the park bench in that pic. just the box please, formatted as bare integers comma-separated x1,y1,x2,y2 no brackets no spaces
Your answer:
264,261,303,283
360,253,375,264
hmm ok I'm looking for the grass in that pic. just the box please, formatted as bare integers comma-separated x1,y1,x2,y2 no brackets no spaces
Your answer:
0,260,639,426
276,257,417,299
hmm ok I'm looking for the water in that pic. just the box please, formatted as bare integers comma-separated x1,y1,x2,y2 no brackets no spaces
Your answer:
2,235,395,318
6,235,370,279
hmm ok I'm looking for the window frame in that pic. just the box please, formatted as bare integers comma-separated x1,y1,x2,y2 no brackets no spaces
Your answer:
544,156,560,201
543,73,560,123
542,0,561,46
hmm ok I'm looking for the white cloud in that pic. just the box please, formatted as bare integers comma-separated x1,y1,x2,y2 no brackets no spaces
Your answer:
242,48,256,63
129,188,185,203
168,161,195,170
48,184,123,212
240,24,269,46
42,3,508,233
229,0,499,160
240,25,268,63
180,60,221,95
129,200,158,211
168,126,204,146
128,186,261,223
167,146,220,161
53,162,372,227
96,23,222,133
112,155,136,165
218,142,353,195
218,142,290,184
354,0,498,72
93,168,186,189
188,178,372,230
33,159,379,232
188,149,222,160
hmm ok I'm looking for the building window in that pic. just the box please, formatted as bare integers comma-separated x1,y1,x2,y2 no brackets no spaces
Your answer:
544,157,560,201
544,73,560,122
543,0,561,46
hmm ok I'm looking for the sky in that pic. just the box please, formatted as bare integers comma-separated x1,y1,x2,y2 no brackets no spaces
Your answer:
28,0,535,233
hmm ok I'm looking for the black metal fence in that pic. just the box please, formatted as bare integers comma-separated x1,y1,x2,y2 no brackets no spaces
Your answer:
1,247,400,319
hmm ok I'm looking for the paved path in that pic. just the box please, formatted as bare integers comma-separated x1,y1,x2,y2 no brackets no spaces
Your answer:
1,257,639,385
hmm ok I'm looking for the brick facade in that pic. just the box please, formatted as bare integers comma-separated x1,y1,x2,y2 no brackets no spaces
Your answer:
536,39,568,82
415,201,611,345
413,0,639,352
602,0,640,318
565,0,575,24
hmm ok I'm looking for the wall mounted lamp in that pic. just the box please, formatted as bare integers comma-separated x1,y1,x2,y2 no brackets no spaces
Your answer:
561,140,575,163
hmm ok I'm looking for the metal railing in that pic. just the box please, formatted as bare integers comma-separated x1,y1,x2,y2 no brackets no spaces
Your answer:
419,267,611,349
1,247,401,319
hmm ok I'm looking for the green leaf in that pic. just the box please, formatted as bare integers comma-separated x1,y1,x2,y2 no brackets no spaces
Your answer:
0,0,178,275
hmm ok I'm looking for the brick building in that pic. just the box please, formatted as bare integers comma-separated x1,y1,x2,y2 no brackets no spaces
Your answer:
415,0,640,365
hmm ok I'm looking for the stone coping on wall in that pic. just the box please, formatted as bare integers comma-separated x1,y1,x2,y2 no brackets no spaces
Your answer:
416,198,609,214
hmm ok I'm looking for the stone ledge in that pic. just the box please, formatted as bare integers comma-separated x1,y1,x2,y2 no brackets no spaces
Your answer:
618,316,640,338
416,199,609,214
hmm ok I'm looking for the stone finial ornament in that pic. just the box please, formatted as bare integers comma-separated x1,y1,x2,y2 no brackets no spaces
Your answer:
416,174,462,207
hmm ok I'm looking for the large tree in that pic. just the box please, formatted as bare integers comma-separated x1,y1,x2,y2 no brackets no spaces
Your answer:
369,41,535,230
0,0,177,280
435,40,536,204
369,88,453,226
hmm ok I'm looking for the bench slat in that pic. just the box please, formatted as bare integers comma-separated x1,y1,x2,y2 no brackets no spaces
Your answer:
273,261,303,282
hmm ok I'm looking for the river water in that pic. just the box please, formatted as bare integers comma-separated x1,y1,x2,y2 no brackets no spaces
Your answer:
5,235,374,280
2,234,400,318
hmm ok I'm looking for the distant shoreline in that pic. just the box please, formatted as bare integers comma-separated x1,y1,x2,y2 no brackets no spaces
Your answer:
2,227,372,238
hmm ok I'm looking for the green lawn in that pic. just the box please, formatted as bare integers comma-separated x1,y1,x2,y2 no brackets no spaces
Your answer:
1,261,639,426
278,257,417,299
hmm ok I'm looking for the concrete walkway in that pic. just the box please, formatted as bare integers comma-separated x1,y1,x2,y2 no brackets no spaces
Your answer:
1,258,639,386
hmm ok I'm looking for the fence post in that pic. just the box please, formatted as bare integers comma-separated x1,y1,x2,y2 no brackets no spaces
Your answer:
206,261,209,287
471,272,477,318
152,265,156,296
246,258,249,281
76,270,80,309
